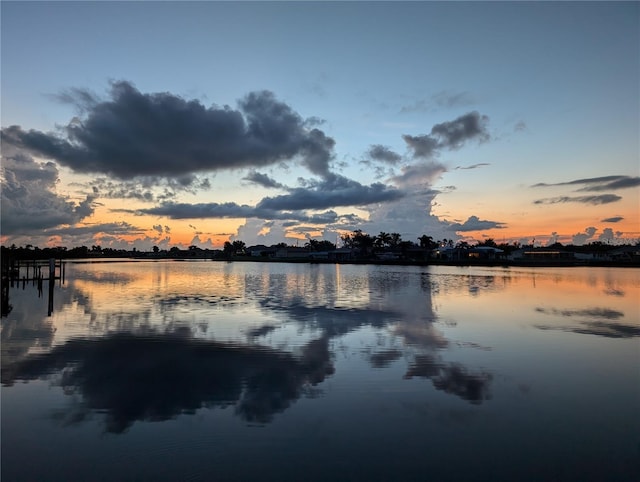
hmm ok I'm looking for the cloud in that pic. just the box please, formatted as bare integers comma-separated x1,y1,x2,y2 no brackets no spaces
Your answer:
361,112,491,242
431,91,475,108
577,176,640,191
598,227,618,243
514,121,527,132
89,176,212,203
143,202,257,220
1,81,336,180
242,171,284,189
572,226,597,245
0,221,148,251
256,174,404,211
42,222,145,238
1,150,96,235
401,134,440,159
399,91,474,113
447,215,506,232
391,162,447,187
366,145,402,165
601,216,623,223
546,231,560,246
531,175,640,191
402,111,490,159
430,111,490,148
455,162,490,170
363,188,454,242
533,194,622,205
140,200,346,225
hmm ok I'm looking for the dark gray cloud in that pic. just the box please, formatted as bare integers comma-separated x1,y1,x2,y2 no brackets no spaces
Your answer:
1,150,96,235
531,175,639,191
402,111,490,159
430,111,490,147
41,222,145,238
140,201,344,225
402,134,440,159
447,215,506,232
89,176,213,203
1,81,335,180
50,86,100,112
366,144,402,164
533,194,622,205
601,216,623,223
455,162,490,170
576,176,640,191
257,174,404,211
242,171,284,189
144,202,257,220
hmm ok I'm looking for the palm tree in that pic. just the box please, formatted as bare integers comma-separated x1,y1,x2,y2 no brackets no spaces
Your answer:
305,239,320,251
231,240,246,254
340,233,354,248
390,233,402,248
418,235,436,249
375,232,391,248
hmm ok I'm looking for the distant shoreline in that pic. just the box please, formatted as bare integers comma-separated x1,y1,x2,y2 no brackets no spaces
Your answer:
58,256,640,269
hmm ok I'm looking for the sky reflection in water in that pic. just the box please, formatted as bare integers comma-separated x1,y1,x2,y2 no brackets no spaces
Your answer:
2,262,639,481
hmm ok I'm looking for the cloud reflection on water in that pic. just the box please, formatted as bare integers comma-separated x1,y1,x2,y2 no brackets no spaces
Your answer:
534,306,640,338
1,330,334,433
404,354,492,404
17,263,636,433
1,264,508,433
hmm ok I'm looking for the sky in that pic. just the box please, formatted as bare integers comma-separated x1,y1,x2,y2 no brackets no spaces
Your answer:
1,1,638,250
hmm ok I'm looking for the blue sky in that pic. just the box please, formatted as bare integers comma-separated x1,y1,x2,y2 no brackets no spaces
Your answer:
2,1,638,249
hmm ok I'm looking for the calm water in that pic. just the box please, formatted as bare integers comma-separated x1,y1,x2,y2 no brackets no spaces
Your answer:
2,261,639,481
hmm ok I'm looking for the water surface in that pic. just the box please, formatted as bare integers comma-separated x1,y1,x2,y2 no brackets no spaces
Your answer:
2,261,639,481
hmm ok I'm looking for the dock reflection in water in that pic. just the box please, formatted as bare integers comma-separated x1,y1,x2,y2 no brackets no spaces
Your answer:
1,261,638,481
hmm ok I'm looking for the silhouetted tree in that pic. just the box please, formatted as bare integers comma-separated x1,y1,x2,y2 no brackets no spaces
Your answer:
316,240,336,251
418,235,437,250
375,232,391,248
231,240,246,255
478,238,497,248
389,233,402,248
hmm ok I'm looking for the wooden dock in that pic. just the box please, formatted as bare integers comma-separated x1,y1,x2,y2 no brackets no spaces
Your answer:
1,258,66,317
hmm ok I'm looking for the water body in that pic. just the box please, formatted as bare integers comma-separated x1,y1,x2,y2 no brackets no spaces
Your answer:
2,261,638,481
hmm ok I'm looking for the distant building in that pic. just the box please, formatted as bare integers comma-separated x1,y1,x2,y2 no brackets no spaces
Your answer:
608,246,640,261
510,248,575,260
468,247,504,259
275,247,310,259
248,245,277,257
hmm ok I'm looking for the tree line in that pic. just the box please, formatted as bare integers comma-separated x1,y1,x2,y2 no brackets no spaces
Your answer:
3,229,632,262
